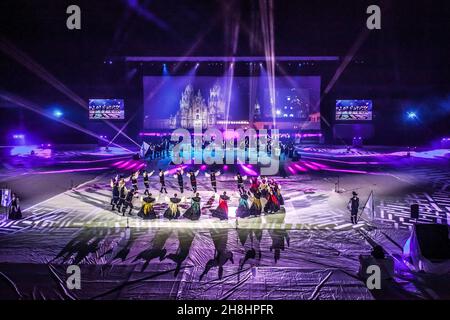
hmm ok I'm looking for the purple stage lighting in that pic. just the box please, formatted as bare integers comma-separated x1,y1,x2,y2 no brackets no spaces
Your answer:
239,163,258,176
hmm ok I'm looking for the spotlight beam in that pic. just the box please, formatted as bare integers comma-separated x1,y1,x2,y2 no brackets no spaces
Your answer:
315,0,392,132
0,37,140,148
140,12,224,104
125,0,171,32
259,0,276,127
0,91,133,153
222,2,240,132
108,111,138,146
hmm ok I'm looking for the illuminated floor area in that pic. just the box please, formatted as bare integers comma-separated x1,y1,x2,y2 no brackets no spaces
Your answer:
0,174,368,233
0,147,449,300
2,154,449,233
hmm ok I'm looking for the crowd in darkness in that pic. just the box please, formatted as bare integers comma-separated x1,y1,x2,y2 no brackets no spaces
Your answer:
140,135,298,161
143,138,171,160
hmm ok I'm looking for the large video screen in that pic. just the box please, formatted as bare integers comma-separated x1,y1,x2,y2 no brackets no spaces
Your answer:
89,99,125,120
335,100,372,121
143,76,321,130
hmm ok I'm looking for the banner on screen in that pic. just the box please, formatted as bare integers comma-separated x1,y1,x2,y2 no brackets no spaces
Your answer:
336,100,372,121
89,99,125,120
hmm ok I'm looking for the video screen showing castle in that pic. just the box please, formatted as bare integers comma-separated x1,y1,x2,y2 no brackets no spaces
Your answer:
143,76,321,130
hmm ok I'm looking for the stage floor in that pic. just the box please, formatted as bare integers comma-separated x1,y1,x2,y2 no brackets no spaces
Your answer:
0,145,449,300
1,173,369,232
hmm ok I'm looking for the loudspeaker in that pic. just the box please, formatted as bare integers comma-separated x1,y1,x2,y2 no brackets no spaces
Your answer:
410,204,419,219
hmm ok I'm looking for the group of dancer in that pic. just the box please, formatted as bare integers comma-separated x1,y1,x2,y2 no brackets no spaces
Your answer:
109,168,285,221
234,175,285,219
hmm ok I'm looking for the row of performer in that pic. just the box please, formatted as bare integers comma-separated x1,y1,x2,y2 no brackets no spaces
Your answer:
115,168,222,194
110,171,285,220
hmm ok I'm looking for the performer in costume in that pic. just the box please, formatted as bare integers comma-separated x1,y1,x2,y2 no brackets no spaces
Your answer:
8,193,22,220
236,192,250,218
158,168,168,193
259,177,269,198
205,170,221,193
234,173,247,194
183,192,201,220
264,187,280,214
163,193,182,220
117,179,127,213
174,169,184,194
249,176,260,194
142,170,154,195
249,190,262,216
110,177,120,211
137,194,157,220
210,191,230,220
186,169,199,193
121,188,136,216
348,191,360,224
271,180,284,206
130,171,139,191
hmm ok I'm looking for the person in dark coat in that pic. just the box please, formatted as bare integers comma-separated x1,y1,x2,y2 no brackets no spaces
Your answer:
8,193,22,220
142,170,154,195
130,171,139,191
205,170,221,193
121,188,136,216
117,180,127,213
174,169,184,194
110,177,120,211
187,170,199,193
234,173,247,194
183,193,201,220
210,191,230,220
158,169,168,193
348,191,360,224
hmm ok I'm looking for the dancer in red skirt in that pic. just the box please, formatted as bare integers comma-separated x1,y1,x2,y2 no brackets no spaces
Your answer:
210,191,230,220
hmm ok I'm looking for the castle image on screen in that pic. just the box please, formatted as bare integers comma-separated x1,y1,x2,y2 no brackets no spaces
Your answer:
143,76,321,130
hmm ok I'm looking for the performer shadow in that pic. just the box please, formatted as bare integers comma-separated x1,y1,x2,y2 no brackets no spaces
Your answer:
199,229,234,281
53,228,109,264
268,229,290,263
238,229,262,247
101,227,138,264
165,230,196,277
237,229,263,280
84,183,110,193
68,190,108,211
133,228,172,272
